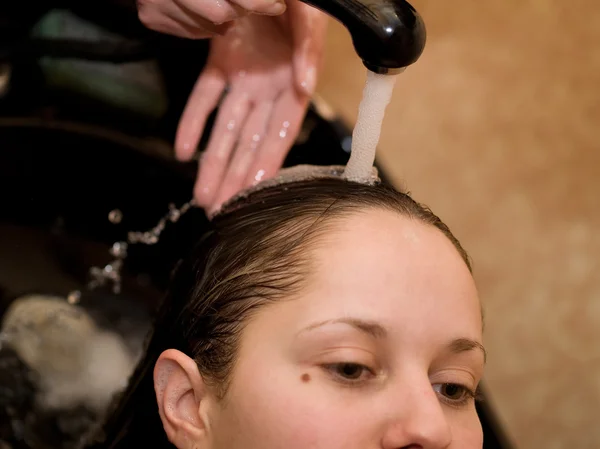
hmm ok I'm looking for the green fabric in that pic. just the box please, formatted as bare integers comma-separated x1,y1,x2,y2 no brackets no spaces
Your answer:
32,10,168,118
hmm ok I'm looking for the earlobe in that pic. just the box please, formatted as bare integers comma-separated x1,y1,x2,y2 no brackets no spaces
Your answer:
154,349,210,449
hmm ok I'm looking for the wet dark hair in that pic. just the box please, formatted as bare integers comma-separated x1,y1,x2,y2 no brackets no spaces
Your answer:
82,177,470,449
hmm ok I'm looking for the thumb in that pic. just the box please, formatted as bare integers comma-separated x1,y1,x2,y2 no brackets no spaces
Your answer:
289,2,328,96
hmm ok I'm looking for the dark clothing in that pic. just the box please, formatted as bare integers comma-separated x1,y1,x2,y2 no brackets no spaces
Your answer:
0,1,211,147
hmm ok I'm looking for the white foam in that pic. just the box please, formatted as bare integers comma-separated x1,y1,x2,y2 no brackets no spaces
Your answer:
211,164,381,217
344,70,398,182
1,294,135,413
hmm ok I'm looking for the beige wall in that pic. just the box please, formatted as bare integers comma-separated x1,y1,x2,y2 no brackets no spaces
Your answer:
316,1,600,448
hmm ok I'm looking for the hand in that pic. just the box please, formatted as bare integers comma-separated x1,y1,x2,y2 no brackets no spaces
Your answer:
137,0,286,39
174,0,328,213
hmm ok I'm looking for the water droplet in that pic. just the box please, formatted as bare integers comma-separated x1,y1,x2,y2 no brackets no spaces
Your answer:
145,233,159,244
227,120,236,131
341,136,352,153
254,169,266,183
252,134,260,142
168,204,181,222
110,241,128,258
154,221,166,234
108,209,123,224
279,121,291,138
67,290,81,305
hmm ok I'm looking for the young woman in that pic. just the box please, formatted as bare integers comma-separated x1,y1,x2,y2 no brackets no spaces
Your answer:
85,177,486,449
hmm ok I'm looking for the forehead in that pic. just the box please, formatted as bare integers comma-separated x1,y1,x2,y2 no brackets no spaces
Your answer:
301,209,482,340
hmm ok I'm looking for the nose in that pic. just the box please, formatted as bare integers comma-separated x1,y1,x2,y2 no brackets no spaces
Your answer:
380,381,452,449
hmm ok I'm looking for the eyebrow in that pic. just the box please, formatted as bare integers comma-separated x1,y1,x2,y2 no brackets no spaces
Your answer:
448,338,487,363
299,318,387,339
299,318,487,362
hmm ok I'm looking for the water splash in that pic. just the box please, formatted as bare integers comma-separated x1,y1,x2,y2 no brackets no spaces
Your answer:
108,209,122,224
68,199,196,298
66,290,81,305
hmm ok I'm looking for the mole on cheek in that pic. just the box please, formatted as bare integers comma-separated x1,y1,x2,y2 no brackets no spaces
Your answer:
301,373,311,383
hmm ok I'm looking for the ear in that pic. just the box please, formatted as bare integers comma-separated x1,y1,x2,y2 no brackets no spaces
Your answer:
154,349,213,449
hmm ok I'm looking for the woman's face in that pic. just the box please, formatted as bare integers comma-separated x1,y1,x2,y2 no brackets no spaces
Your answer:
205,209,485,449
159,208,485,449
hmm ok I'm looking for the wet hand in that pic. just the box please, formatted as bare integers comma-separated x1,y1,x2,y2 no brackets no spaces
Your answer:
137,0,286,39
174,1,328,213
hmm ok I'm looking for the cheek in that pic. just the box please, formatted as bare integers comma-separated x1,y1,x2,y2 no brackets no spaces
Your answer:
220,367,366,449
450,409,483,449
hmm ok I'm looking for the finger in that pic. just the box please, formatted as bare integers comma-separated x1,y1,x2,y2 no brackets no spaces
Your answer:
179,0,246,25
288,1,328,95
194,89,251,207
138,7,216,39
210,101,274,211
245,89,308,187
228,0,286,16
167,2,233,35
138,0,236,36
175,67,227,161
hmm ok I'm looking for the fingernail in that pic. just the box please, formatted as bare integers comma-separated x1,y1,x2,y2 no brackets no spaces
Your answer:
265,0,286,15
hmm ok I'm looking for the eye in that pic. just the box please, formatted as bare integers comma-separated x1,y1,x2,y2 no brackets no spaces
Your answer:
440,383,468,400
322,362,375,385
433,383,478,407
